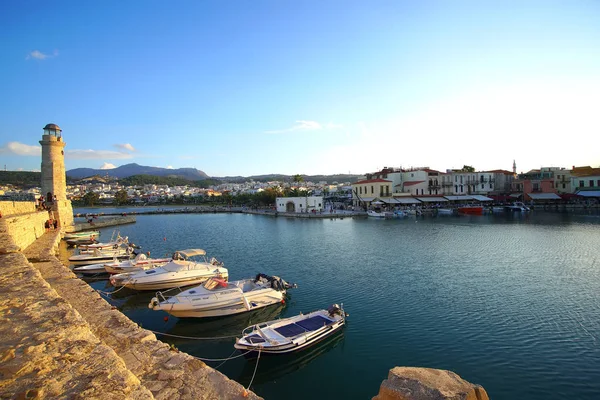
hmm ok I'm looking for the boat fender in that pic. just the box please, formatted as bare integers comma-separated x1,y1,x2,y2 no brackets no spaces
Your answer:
149,297,159,309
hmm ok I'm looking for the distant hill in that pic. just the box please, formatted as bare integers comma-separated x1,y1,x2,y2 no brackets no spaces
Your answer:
67,163,209,181
0,171,41,187
216,174,360,184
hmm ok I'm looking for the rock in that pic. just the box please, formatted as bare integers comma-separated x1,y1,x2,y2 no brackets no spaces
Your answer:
372,367,489,400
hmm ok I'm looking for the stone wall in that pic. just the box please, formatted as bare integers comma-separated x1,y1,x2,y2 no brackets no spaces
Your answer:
0,200,36,216
0,210,48,253
372,367,489,400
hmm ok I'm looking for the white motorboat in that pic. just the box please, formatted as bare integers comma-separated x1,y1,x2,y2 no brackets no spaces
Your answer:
69,245,134,266
437,208,454,215
234,304,347,356
505,202,530,212
492,206,505,213
148,273,296,318
367,210,386,218
394,210,409,218
73,262,111,275
63,230,100,240
104,253,172,274
109,249,228,291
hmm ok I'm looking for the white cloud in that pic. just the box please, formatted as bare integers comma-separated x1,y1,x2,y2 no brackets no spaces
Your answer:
65,149,134,160
26,49,58,60
0,142,41,156
265,120,342,134
114,143,136,152
100,162,117,169
166,165,174,169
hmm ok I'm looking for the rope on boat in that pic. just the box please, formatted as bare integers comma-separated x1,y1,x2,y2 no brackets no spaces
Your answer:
145,328,240,340
214,348,239,370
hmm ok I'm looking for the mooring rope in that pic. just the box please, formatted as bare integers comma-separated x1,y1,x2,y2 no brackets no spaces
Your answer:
145,328,240,340
189,350,252,362
246,349,261,392
95,284,128,296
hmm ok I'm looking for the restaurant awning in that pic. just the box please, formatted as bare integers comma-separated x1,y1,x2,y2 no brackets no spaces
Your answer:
510,193,523,198
576,190,600,197
444,195,474,201
356,197,375,202
390,197,422,204
470,195,493,201
527,193,561,200
416,197,448,202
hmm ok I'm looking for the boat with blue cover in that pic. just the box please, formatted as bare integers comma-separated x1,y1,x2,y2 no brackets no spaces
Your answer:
234,304,347,356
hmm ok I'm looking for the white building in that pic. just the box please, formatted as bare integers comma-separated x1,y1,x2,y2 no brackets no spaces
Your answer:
276,196,324,213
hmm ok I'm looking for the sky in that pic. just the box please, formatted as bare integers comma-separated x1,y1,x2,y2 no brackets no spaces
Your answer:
1,0,599,177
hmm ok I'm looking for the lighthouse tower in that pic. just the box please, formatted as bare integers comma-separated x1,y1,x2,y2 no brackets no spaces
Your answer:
39,123,73,229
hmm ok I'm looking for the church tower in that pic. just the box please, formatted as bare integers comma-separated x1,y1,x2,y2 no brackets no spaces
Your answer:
39,123,73,229
513,160,517,176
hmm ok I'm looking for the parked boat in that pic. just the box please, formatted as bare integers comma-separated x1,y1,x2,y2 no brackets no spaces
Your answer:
458,205,484,215
104,253,172,274
492,206,505,213
78,235,129,252
148,273,296,318
63,230,100,240
505,202,530,212
66,237,98,247
73,262,112,275
367,210,386,218
234,304,347,356
69,245,135,266
109,249,228,291
437,208,454,216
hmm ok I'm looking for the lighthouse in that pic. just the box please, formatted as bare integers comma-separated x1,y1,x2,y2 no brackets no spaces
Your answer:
39,123,73,229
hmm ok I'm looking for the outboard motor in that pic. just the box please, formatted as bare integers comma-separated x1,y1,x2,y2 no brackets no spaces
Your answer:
328,304,342,317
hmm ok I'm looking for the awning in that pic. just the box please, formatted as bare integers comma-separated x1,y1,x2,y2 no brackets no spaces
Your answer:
416,197,448,202
510,193,523,198
387,198,422,204
470,195,493,202
444,195,474,201
527,193,561,200
356,197,375,202
576,190,600,197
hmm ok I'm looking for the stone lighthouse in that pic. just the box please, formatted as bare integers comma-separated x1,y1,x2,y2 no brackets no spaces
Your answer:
39,123,74,229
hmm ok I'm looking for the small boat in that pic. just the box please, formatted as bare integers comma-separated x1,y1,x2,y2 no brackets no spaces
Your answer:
234,304,347,356
69,245,135,266
393,210,408,218
505,202,530,212
104,253,172,274
457,205,483,215
63,230,100,240
66,237,98,247
437,208,454,216
148,273,296,318
492,206,505,213
109,249,228,291
73,262,111,275
367,210,386,218
77,235,129,252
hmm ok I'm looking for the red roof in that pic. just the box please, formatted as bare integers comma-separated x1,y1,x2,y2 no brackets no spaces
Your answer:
353,178,392,185
403,180,426,186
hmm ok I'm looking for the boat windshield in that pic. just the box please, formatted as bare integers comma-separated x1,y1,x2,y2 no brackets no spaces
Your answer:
203,277,228,290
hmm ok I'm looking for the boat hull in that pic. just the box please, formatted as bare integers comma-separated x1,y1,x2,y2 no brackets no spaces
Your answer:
111,271,229,291
458,206,483,215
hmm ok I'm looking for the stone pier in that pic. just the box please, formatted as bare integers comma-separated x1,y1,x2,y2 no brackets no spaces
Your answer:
0,206,260,399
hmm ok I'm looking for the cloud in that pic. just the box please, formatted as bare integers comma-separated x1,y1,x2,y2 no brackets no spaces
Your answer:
0,142,41,156
265,120,343,134
114,143,136,152
65,149,134,160
26,49,58,60
100,162,117,169
166,165,174,169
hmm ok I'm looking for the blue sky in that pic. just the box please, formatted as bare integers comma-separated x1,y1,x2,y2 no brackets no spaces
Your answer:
1,1,599,177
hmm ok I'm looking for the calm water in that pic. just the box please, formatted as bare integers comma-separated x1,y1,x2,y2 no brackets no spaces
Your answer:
68,209,600,400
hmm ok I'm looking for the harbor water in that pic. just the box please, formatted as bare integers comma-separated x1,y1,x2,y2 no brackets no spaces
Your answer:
67,209,600,399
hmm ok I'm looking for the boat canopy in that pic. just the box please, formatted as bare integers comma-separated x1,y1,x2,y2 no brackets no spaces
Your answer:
175,249,206,258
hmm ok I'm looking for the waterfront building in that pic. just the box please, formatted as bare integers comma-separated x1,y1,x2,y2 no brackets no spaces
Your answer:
571,166,600,198
276,196,324,213
511,168,561,202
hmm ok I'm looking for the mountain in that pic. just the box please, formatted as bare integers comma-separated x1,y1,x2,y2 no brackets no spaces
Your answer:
215,174,360,184
67,163,209,181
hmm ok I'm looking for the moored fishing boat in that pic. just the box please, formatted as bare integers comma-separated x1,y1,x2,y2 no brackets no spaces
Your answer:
104,253,172,274
148,273,296,318
234,304,347,356
457,205,483,215
63,230,100,240
109,249,228,291
69,245,135,266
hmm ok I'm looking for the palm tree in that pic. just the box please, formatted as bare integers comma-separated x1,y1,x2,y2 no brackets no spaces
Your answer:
292,174,304,186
